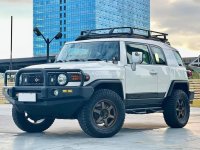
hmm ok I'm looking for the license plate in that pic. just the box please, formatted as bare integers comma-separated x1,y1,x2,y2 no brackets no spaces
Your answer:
18,93,36,102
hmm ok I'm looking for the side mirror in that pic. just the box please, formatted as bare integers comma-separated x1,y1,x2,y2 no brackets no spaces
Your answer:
54,55,58,62
131,52,143,71
55,55,58,60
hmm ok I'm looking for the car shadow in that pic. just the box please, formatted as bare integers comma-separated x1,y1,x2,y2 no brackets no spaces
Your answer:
9,123,196,150
121,122,167,133
13,122,167,138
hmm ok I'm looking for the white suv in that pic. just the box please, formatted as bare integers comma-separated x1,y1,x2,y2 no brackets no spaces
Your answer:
3,27,194,138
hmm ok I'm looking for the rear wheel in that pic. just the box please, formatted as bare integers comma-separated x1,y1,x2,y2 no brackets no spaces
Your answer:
163,90,190,128
12,107,55,133
78,89,125,138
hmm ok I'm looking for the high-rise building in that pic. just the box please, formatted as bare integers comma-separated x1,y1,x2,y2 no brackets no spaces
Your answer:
33,0,150,56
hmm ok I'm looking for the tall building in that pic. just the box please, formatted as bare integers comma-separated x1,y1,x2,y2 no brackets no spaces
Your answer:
33,0,150,56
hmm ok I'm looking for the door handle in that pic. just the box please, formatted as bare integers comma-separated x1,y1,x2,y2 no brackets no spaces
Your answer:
150,70,157,75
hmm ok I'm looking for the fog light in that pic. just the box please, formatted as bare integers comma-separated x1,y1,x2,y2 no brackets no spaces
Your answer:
53,90,59,96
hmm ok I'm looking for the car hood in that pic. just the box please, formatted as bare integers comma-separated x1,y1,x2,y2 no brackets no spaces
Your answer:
25,61,121,70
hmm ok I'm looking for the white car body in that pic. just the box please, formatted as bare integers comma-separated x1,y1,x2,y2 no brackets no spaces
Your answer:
27,38,188,99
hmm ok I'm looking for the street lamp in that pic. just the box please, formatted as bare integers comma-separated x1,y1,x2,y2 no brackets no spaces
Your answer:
33,27,62,63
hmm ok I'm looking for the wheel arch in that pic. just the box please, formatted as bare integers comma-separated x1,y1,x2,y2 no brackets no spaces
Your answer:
167,80,190,98
87,80,124,100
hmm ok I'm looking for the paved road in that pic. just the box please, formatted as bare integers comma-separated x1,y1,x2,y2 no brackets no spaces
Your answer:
0,105,200,150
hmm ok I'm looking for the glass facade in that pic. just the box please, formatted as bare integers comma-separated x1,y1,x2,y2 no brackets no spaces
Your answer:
95,0,150,29
33,0,150,56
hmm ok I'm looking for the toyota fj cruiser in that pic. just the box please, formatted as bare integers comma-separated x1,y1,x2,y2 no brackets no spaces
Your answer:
3,27,194,138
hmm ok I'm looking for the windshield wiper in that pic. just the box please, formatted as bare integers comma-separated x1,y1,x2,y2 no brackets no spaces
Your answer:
87,58,107,62
68,59,85,62
56,60,68,63
56,60,64,63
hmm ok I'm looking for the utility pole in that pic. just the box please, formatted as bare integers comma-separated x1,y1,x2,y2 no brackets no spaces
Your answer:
10,16,13,70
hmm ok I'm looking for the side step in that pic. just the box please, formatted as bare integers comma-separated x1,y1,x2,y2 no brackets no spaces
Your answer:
126,107,163,114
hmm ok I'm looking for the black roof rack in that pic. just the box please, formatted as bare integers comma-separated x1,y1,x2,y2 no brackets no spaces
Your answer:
76,27,169,44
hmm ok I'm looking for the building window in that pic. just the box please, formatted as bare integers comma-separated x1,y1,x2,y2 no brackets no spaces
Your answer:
60,6,62,11
60,0,62,4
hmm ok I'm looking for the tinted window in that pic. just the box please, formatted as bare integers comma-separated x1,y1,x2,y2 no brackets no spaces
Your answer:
57,41,120,62
151,46,167,65
126,43,151,64
173,51,184,66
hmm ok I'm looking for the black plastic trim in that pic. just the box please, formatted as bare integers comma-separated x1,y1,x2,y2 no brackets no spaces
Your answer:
125,98,164,109
3,85,94,119
86,79,122,88
126,92,165,99
167,80,189,97
13,68,85,87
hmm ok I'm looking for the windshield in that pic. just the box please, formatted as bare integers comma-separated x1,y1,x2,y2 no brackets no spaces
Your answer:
56,41,120,62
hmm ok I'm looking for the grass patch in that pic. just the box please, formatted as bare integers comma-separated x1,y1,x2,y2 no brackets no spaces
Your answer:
191,72,200,79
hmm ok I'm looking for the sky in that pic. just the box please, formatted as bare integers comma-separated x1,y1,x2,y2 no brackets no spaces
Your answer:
0,0,199,59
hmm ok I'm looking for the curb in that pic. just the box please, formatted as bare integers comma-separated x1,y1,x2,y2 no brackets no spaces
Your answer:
191,100,200,107
0,100,8,104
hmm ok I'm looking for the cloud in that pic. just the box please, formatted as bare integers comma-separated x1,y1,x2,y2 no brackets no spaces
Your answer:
0,17,33,59
151,0,200,54
193,0,200,4
0,0,32,4
0,1,32,18
0,0,33,59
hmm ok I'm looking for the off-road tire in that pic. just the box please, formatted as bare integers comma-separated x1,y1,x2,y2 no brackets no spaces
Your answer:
163,90,190,128
12,107,55,133
78,89,125,138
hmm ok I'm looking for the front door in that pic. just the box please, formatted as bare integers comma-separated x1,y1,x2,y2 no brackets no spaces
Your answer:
124,42,158,107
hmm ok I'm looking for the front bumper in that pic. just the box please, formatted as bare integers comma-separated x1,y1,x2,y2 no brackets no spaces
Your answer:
3,86,94,119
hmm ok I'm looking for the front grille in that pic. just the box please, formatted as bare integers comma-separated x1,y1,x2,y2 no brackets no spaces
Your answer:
21,73,44,86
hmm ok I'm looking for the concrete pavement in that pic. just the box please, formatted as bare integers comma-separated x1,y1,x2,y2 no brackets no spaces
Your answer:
0,104,200,150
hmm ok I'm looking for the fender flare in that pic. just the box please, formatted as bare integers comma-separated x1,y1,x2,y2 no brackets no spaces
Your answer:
166,80,189,97
86,79,124,99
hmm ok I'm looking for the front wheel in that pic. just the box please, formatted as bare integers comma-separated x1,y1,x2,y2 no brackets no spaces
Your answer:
12,107,55,133
78,89,125,138
163,90,190,128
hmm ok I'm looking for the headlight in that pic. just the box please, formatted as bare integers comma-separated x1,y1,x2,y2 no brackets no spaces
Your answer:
57,74,67,85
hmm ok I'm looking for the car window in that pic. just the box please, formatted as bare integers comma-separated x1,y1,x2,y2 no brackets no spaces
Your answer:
57,41,120,62
126,42,151,64
173,51,184,66
150,46,167,65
